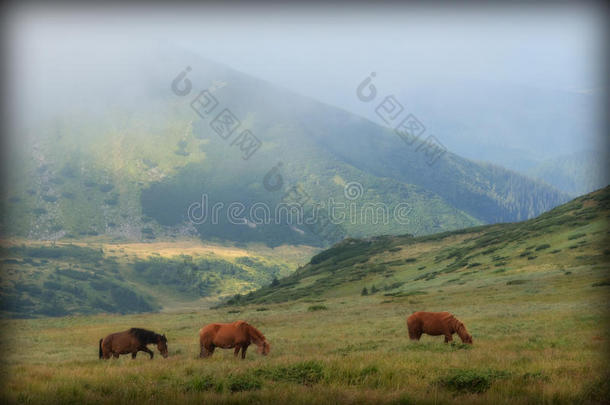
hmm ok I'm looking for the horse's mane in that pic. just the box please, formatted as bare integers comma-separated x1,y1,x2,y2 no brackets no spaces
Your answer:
448,316,464,333
451,318,470,341
129,328,163,344
246,324,266,344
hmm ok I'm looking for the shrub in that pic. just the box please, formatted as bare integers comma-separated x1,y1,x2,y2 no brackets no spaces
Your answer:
57,269,92,281
185,376,216,392
99,184,114,193
390,394,414,405
521,371,550,382
383,282,405,291
43,281,62,290
226,374,262,392
507,279,528,285
308,305,328,312
535,244,551,251
438,369,508,393
255,361,324,385
361,287,368,296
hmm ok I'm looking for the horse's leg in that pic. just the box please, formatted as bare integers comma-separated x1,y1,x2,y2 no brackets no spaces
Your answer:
234,345,241,358
444,333,453,343
112,352,119,359
132,352,137,359
201,344,215,358
142,347,154,359
241,344,249,359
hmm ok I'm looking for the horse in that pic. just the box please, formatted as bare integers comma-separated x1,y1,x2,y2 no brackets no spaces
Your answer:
407,311,473,344
199,320,270,359
99,328,168,359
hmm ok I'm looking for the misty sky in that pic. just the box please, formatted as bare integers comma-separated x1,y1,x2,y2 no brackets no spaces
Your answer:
11,3,602,89
6,2,606,164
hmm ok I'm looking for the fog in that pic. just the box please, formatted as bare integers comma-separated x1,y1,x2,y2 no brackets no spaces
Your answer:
5,2,607,170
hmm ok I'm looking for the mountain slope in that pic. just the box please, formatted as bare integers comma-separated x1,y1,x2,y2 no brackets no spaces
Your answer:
2,50,568,247
0,239,317,318
330,78,603,184
225,186,609,305
527,150,610,196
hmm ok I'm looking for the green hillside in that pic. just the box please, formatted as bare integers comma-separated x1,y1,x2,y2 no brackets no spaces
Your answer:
225,186,609,306
0,239,316,318
1,53,568,247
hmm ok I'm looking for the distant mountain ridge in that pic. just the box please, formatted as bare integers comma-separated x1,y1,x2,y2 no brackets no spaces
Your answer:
527,150,609,196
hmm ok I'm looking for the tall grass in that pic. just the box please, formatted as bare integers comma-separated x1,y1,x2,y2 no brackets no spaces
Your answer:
1,263,608,404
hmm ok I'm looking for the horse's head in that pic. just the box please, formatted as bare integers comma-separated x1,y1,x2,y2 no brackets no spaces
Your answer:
456,323,473,344
257,340,271,356
157,334,169,358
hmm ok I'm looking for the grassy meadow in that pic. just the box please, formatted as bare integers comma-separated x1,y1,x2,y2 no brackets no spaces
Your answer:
1,189,608,404
1,262,608,404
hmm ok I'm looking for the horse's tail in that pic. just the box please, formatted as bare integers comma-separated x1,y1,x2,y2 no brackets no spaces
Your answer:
99,338,103,359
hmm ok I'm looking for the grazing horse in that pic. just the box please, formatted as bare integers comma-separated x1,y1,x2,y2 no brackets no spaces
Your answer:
99,328,168,359
407,311,473,344
199,320,270,359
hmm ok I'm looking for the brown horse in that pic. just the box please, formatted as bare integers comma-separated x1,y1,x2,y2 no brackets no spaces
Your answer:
407,311,473,344
99,328,168,359
199,320,270,359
